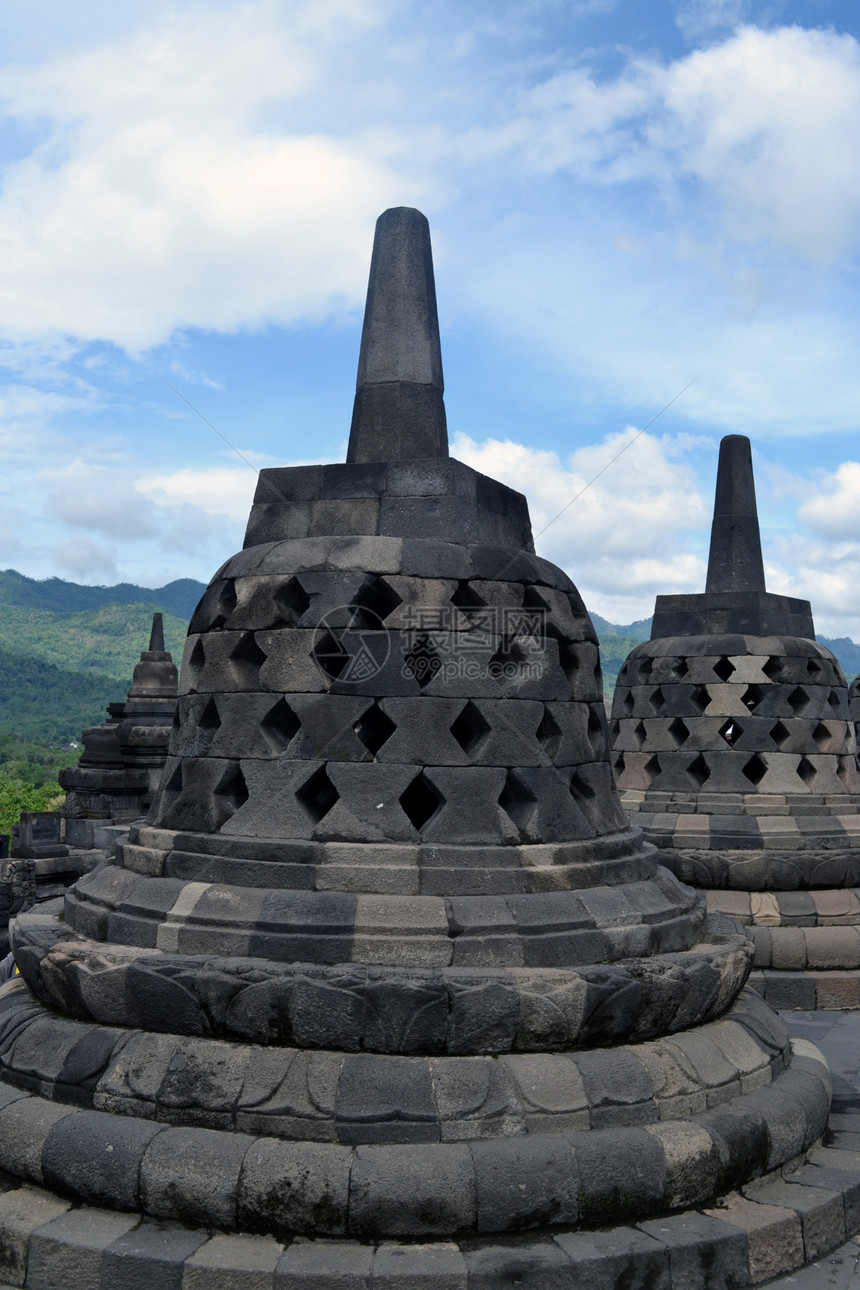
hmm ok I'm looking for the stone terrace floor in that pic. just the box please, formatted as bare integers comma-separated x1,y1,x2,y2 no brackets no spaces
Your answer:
768,1010,860,1288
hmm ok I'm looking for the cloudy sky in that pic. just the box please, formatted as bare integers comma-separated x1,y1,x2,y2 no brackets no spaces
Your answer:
1,0,859,636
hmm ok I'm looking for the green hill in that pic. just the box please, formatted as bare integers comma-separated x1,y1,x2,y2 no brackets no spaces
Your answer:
0,570,204,619
0,574,204,753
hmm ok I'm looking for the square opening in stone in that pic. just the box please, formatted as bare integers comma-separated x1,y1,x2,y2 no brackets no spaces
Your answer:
742,753,767,786
713,656,736,682
274,576,311,625
296,766,340,822
400,773,445,830
797,755,817,785
787,687,809,715
742,685,763,712
354,703,397,756
718,719,742,747
261,698,301,752
690,685,710,715
688,753,710,786
668,717,690,747
451,701,491,756
498,770,538,831
763,656,784,681
769,720,790,749
536,707,562,760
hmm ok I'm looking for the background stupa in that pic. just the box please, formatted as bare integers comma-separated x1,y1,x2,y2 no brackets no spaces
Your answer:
612,435,860,1010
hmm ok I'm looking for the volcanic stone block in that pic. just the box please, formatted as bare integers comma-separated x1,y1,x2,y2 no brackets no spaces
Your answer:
238,1140,352,1236
471,1135,579,1231
336,1055,437,1144
43,1109,165,1208
429,1057,524,1141
0,1187,72,1287
27,1207,141,1290
183,1232,284,1290
275,1240,374,1289
572,1128,667,1223
101,1219,209,1290
348,1144,476,1237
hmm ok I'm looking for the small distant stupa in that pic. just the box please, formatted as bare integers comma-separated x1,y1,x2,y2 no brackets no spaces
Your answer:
60,611,178,828
612,435,860,1008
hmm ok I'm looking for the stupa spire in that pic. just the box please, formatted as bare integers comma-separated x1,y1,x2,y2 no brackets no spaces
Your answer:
346,206,448,462
705,434,766,594
148,611,165,653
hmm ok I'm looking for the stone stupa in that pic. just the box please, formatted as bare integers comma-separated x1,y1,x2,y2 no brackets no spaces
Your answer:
0,213,854,1288
612,435,860,1010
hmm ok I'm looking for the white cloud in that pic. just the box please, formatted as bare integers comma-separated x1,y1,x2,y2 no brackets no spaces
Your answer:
675,0,752,42
137,464,258,525
53,534,119,579
796,460,860,541
452,428,710,620
0,0,417,351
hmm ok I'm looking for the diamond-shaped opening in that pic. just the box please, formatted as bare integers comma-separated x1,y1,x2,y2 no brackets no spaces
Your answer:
828,689,841,711
610,719,621,740
296,765,339,823
742,685,763,712
742,753,767,786
522,585,552,636
313,629,349,680
797,755,817,785
763,656,784,681
353,576,403,628
787,686,809,714
450,701,491,756
274,576,311,626
668,717,690,747
199,696,221,731
650,686,666,715
812,721,832,749
644,754,661,783
570,769,596,801
354,703,396,757
403,636,442,689
614,752,626,776
498,771,538,831
638,656,653,681
213,580,237,628
213,763,249,817
189,639,205,670
162,762,183,793
400,773,445,830
689,754,710,786
633,720,647,749
230,632,267,681
450,580,487,609
587,704,607,754
770,721,790,749
261,698,301,752
807,658,823,678
623,690,635,716
537,707,562,760
616,664,630,687
690,685,710,715
719,719,742,747
672,658,689,680
557,641,582,682
713,656,735,682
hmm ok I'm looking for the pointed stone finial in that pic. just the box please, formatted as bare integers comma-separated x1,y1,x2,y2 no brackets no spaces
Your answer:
347,207,448,463
705,435,767,595
149,612,165,653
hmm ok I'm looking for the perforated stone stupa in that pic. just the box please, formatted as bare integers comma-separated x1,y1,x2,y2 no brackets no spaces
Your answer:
0,213,853,1288
612,435,860,1010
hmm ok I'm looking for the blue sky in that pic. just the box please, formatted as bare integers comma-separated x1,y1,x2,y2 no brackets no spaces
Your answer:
1,0,860,636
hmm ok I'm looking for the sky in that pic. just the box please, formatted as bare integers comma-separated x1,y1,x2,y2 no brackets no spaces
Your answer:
0,0,859,637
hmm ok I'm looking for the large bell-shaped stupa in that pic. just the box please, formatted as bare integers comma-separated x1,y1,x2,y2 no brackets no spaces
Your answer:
0,213,854,1288
612,435,860,1010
